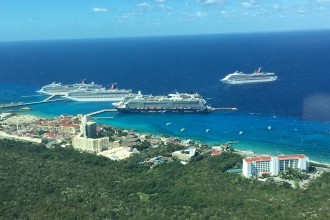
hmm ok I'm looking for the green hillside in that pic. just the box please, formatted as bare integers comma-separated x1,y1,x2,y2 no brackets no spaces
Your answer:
0,140,329,219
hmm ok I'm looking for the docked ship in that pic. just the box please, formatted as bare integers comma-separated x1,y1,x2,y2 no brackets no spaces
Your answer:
64,83,132,102
220,67,277,84
37,80,103,95
113,92,211,113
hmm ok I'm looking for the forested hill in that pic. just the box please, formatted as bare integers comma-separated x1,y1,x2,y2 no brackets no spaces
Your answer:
0,140,329,219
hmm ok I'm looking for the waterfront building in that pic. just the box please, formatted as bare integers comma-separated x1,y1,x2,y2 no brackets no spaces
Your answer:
242,154,309,178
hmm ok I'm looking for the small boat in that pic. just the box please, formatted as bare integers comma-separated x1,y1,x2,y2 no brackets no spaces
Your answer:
180,128,185,132
21,107,31,110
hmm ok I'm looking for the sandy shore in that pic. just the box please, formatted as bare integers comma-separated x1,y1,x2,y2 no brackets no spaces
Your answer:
1,113,329,167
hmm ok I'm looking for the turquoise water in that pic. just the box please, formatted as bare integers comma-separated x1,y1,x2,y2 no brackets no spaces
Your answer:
1,83,329,163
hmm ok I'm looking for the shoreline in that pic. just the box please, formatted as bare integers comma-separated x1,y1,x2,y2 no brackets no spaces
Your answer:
2,112,329,167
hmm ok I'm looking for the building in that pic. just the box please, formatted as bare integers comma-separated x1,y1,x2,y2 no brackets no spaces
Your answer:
172,147,196,161
86,121,97,138
72,135,111,154
97,147,133,161
71,115,111,154
243,154,309,178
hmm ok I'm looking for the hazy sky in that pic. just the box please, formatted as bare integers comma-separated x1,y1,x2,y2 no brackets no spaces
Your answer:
1,0,330,41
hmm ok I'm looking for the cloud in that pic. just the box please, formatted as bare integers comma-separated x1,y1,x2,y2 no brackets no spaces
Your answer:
273,4,280,10
196,11,207,17
158,4,173,10
241,1,260,9
184,11,208,17
120,12,138,19
198,0,222,5
220,10,234,17
92,7,108,13
138,2,151,8
155,0,166,3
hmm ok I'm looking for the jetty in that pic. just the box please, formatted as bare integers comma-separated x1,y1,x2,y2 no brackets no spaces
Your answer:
210,107,237,111
0,96,64,109
86,109,118,117
92,117,115,119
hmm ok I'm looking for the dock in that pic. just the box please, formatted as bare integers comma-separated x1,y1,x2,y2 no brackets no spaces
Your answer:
86,109,118,117
0,96,64,109
92,117,115,119
210,107,238,111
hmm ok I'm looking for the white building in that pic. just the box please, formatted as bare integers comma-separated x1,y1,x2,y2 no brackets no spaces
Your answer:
71,115,111,154
172,147,196,161
72,135,111,154
243,154,309,178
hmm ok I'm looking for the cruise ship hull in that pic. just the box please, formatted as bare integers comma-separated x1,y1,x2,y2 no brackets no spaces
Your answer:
37,90,72,96
221,77,277,84
64,96,126,102
116,108,210,114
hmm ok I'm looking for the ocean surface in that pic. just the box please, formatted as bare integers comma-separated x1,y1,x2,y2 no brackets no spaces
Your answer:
0,31,330,163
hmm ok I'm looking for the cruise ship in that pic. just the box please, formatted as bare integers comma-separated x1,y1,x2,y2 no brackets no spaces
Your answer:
64,83,132,102
113,92,211,113
220,67,277,84
37,80,103,95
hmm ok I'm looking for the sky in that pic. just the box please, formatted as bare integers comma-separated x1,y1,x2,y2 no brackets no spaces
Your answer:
1,0,330,41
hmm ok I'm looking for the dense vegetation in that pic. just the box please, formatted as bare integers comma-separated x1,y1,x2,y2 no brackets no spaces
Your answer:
0,140,329,219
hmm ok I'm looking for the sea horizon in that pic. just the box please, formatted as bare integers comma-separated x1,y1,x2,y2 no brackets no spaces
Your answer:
1,28,330,43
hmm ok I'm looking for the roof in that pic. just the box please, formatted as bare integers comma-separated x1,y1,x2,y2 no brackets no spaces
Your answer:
212,150,222,156
278,154,307,160
244,156,272,163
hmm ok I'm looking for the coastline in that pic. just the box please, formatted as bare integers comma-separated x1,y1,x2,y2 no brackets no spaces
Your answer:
1,112,329,167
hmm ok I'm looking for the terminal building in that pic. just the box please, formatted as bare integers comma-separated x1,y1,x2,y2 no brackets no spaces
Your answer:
242,154,309,178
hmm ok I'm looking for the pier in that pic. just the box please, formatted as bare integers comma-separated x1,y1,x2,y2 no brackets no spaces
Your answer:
0,96,64,109
92,117,115,119
210,107,238,111
86,109,118,117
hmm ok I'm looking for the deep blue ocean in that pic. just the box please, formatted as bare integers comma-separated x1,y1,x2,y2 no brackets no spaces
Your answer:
0,31,329,163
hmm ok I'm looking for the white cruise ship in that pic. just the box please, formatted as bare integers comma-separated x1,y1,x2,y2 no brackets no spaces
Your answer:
220,67,277,84
37,80,103,95
113,92,211,113
64,83,132,102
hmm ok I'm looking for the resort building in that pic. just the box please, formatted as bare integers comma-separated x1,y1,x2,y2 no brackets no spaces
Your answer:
172,147,196,161
86,121,97,138
72,135,111,154
72,115,111,154
243,154,309,178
